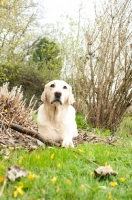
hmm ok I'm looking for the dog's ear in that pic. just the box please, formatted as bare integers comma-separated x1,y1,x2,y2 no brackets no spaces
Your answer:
68,86,75,105
41,89,47,103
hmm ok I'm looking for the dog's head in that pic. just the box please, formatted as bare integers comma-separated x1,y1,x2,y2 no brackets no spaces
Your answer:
41,80,75,105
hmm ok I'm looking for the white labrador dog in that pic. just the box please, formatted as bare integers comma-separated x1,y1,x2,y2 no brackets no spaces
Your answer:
37,80,78,147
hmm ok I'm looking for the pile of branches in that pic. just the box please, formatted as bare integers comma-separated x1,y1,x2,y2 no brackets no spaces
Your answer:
0,83,40,149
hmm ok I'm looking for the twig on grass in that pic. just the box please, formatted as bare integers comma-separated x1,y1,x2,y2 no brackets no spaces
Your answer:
73,150,99,167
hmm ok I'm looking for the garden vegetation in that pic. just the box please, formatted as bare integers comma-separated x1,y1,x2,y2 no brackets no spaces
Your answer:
0,0,132,199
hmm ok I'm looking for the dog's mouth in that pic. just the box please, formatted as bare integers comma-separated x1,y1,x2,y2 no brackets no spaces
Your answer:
51,99,62,105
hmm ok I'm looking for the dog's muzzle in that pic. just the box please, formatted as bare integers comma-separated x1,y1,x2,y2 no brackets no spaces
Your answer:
51,91,62,105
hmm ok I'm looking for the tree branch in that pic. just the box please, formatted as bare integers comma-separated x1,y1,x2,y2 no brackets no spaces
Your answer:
1,120,60,147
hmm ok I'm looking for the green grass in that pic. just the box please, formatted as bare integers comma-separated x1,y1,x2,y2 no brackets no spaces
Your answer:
0,117,132,200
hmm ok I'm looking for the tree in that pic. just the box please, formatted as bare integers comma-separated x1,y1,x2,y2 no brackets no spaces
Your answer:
0,0,40,84
31,37,62,81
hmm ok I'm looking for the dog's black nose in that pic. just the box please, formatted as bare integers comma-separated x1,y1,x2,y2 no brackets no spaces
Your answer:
55,91,62,98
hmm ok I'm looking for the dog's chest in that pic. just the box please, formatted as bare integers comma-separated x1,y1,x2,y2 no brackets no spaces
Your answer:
48,106,67,122
48,112,68,133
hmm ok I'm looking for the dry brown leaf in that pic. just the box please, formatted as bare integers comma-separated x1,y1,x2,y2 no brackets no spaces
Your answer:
94,166,118,176
0,165,29,196
7,165,28,181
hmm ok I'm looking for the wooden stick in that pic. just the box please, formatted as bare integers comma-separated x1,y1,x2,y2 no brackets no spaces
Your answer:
73,150,99,167
0,120,60,147
10,123,60,147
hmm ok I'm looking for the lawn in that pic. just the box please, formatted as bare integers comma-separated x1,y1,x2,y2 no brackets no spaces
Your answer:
0,117,132,200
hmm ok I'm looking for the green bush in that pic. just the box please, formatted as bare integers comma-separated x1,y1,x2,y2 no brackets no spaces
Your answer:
9,66,46,108
76,113,90,130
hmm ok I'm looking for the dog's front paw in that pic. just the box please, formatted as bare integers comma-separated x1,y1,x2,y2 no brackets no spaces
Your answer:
62,138,74,148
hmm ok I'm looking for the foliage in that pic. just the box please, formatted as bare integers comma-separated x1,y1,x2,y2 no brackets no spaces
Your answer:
9,66,45,107
7,37,63,106
0,0,40,84
116,116,132,137
76,113,90,130
0,62,20,85
33,38,61,67
31,37,62,80
0,131,132,199
0,0,131,133
0,37,63,106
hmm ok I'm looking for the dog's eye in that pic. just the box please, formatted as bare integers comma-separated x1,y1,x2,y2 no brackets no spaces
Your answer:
50,84,55,88
63,86,67,89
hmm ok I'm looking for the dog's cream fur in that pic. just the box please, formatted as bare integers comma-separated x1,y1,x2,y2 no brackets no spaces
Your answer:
37,80,78,147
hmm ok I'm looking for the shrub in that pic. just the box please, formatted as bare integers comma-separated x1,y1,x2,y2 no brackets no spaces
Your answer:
76,113,90,130
69,0,132,131
9,66,45,108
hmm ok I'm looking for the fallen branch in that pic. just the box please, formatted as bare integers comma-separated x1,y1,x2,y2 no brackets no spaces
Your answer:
0,120,60,147
10,123,61,147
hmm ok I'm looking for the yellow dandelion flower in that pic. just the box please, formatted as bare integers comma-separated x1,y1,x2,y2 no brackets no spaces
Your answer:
119,177,125,182
51,177,57,184
18,182,24,187
36,155,40,159
90,172,95,177
13,186,24,198
109,182,118,187
0,165,5,169
78,149,84,153
50,153,55,159
56,186,60,193
0,176,6,183
57,163,61,168
18,157,23,165
105,162,108,166
105,162,111,167
27,172,37,180
106,152,110,157
108,192,112,199
18,159,22,165
79,184,85,190
66,179,72,185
